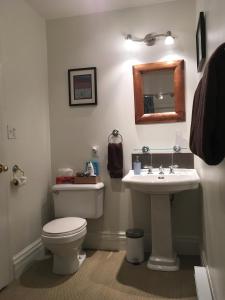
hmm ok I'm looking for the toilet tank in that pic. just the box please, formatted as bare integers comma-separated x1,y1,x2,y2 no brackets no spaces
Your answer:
52,183,104,219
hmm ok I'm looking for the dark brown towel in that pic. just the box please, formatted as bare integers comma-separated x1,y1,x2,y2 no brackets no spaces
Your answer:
190,43,225,165
107,143,123,178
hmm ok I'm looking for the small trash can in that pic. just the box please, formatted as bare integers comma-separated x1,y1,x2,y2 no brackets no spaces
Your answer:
126,228,144,264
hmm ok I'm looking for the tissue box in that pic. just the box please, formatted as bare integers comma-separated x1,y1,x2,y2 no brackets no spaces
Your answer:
74,176,101,184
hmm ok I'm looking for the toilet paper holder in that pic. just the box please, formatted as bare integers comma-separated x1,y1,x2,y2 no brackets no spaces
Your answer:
12,164,24,175
11,164,27,186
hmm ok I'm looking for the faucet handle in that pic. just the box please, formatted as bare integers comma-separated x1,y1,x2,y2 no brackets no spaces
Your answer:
143,165,153,174
169,164,179,174
143,165,150,169
169,164,179,168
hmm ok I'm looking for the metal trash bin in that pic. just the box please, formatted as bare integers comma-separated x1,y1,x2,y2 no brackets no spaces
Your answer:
126,228,144,264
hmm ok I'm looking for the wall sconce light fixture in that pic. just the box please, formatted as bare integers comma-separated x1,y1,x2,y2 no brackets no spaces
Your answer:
125,31,175,46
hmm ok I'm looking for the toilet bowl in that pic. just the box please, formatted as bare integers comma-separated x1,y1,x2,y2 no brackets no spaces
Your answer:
42,183,104,275
41,217,87,275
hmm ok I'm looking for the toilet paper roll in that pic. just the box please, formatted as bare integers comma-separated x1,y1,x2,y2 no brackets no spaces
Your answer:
11,176,27,186
57,168,74,176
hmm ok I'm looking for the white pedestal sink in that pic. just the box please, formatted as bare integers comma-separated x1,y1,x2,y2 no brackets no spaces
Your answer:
122,168,200,271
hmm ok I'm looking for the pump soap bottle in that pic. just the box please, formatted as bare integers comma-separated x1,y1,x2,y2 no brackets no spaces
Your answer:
86,161,95,176
133,156,141,175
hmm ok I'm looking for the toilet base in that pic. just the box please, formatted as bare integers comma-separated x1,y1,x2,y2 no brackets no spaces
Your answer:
53,251,86,275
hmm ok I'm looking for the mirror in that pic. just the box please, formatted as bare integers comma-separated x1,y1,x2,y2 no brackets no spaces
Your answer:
133,60,185,124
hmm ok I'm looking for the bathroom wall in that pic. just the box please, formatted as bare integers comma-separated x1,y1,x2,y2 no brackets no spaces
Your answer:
48,0,201,253
0,0,51,260
195,0,225,299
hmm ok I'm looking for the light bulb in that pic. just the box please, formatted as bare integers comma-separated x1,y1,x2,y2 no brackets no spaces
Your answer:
124,38,134,50
124,34,140,51
165,35,174,45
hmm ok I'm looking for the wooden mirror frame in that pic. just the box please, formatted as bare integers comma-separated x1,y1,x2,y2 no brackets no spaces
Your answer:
133,60,185,124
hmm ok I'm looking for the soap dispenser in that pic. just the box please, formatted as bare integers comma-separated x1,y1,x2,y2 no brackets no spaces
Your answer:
86,161,95,176
133,156,141,175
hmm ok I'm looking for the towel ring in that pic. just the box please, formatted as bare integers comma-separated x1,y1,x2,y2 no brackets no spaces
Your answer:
108,129,123,143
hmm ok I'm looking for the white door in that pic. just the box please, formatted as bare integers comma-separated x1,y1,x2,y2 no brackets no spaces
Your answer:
0,48,11,289
0,158,10,290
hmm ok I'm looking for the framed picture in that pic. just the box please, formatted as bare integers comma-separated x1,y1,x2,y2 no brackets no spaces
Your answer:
68,67,97,106
196,12,206,72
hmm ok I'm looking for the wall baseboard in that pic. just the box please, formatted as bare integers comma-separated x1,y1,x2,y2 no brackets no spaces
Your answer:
85,231,200,255
200,250,215,300
12,232,199,279
13,238,44,279
194,266,213,300
84,231,127,251
175,235,200,255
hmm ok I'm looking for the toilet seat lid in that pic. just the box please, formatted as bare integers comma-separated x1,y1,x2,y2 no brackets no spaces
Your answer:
42,217,87,236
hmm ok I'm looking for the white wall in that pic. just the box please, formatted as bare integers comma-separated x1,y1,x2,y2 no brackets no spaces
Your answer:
48,0,200,252
0,0,51,258
195,0,225,299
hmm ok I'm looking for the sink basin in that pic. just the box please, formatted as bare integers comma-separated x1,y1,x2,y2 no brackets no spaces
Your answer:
122,168,200,194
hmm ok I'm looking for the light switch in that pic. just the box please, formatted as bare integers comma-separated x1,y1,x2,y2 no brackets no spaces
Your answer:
7,125,16,139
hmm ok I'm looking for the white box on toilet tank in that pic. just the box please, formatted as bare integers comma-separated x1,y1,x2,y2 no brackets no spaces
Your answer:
52,183,104,219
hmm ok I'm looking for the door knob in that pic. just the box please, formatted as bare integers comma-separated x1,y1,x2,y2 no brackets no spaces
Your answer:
0,164,8,173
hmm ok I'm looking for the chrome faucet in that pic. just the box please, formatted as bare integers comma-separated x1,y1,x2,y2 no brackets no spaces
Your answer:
158,165,164,179
159,165,164,175
169,164,179,174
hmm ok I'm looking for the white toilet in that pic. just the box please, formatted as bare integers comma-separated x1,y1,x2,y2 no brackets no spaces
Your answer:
41,182,104,275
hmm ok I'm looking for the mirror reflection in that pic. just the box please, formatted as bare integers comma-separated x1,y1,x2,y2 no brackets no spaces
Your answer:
143,69,174,114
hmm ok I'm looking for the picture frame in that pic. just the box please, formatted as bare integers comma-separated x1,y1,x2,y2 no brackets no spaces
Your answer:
196,12,206,72
68,67,97,106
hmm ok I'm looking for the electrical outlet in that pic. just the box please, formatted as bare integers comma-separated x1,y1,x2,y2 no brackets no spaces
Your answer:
7,125,16,139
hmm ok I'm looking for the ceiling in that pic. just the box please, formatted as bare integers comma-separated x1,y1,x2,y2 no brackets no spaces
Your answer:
26,0,175,20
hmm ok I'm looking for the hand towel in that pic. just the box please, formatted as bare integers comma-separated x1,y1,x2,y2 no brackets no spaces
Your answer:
107,142,123,178
190,43,225,165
